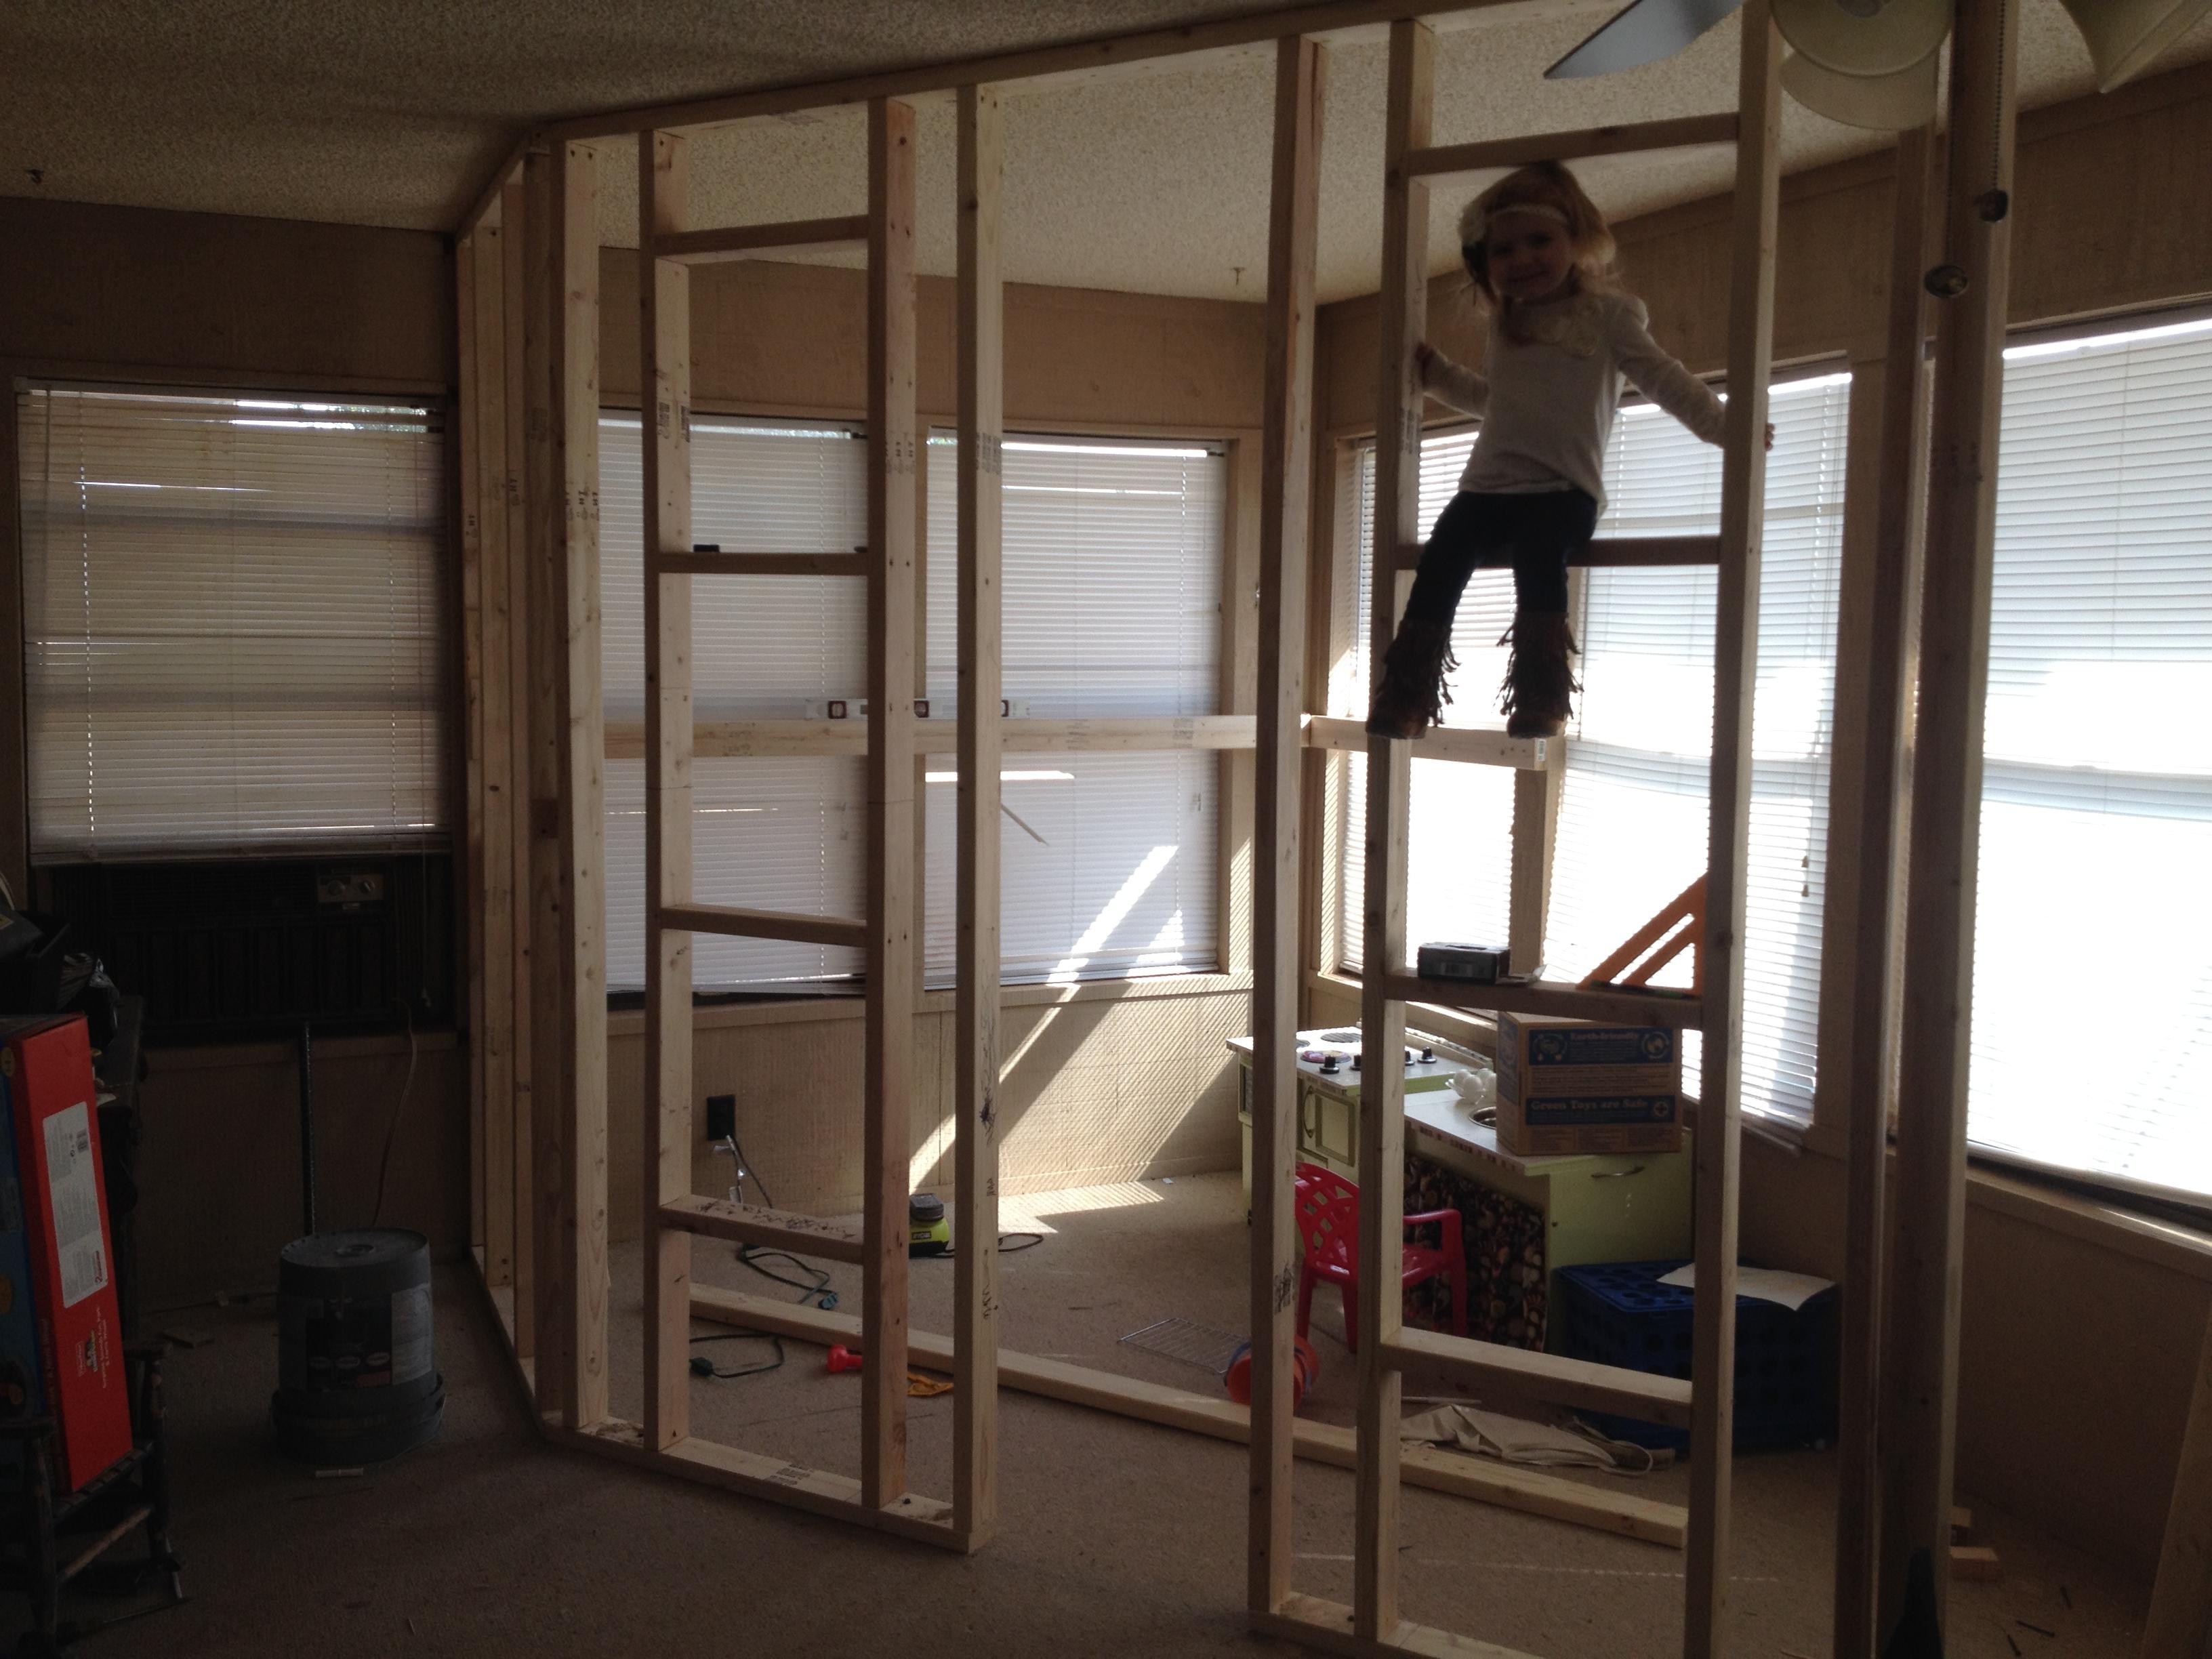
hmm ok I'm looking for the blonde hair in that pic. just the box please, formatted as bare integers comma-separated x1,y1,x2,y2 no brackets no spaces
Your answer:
1458,161,1620,342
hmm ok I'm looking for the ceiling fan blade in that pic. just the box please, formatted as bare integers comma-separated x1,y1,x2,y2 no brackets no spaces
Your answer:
1545,0,1750,78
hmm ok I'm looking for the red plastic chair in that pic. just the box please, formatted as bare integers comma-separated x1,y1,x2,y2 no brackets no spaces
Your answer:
1292,1162,1467,1355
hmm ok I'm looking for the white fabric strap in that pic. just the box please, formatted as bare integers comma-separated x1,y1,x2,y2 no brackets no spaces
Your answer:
1460,199,1572,247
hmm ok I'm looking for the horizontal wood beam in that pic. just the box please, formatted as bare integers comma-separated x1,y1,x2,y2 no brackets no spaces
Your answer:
659,902,868,948
652,214,870,264
606,714,1258,760
535,0,1581,144
1384,1326,1695,1429
989,716,1258,753
1254,1593,1544,1659
689,1286,1690,1547
658,1195,867,1262
1303,715,1547,769
1393,535,1720,571
1576,535,1724,568
550,1419,963,1549
1406,112,1740,182
1378,970,1703,1028
650,551,867,577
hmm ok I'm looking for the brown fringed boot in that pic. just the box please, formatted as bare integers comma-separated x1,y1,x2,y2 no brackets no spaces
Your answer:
1364,617,1458,739
1498,609,1579,738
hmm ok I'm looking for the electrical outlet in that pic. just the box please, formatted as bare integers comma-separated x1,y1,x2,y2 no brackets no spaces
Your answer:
316,869,384,905
705,1094,736,1141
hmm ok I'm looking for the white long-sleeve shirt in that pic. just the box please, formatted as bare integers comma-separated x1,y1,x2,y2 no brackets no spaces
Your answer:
1419,289,1726,512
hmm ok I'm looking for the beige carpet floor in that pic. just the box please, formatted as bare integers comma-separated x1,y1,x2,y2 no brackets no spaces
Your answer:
52,1173,2154,1658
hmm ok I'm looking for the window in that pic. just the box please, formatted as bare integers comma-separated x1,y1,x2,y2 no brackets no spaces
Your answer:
598,420,1225,992
18,386,449,860
1967,315,2212,1203
1332,430,1518,974
600,415,869,991
1335,373,1853,1131
1549,374,1851,1122
922,436,1223,985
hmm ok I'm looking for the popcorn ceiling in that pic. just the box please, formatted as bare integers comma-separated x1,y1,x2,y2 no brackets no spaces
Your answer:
3,0,2203,304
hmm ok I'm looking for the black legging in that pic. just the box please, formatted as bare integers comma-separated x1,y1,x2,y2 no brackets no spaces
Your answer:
1400,487,1599,626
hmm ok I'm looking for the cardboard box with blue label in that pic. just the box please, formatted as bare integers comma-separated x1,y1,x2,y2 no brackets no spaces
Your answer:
1494,1011,1682,1157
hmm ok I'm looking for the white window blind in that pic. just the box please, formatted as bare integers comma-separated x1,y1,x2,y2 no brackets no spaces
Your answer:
1548,375,1851,1121
18,386,448,861
1336,428,1517,973
600,415,869,989
598,422,1225,991
1967,316,2212,1202
1335,378,1852,1127
922,436,1224,983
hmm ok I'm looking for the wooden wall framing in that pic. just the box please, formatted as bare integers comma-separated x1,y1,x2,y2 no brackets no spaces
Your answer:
462,75,1008,1551
1883,0,2021,1642
1242,11,1786,1656
445,0,2082,1654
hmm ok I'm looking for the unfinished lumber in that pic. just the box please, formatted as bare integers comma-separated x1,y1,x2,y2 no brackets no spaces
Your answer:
1582,876,1705,993
1883,0,2020,1641
1383,1328,1694,1430
659,1195,866,1261
652,213,869,264
954,77,1006,1547
551,139,609,1431
1255,1594,1541,1659
604,714,1256,760
1949,1546,2001,1582
1376,972,1702,1029
1507,754,1563,981
1405,112,1738,181
1355,18,1431,1643
521,148,565,1407
651,551,866,576
1252,30,1326,1622
640,127,695,1453
2144,1311,2212,1659
1683,7,1781,1656
550,1418,961,1549
459,228,487,1258
1389,534,1721,571
531,0,1703,152
862,93,920,1514
687,1287,1690,1549
499,169,534,1343
1573,535,1723,567
1827,119,1940,1659
472,216,518,1298
659,902,869,947
1302,716,1546,769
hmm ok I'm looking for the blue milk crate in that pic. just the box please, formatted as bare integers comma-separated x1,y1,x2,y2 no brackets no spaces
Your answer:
1555,1258,1837,1451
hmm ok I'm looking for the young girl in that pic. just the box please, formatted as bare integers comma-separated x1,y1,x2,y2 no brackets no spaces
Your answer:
1366,161,1757,741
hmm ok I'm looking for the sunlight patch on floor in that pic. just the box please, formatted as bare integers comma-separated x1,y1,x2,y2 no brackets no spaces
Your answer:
1000,1179,1168,1235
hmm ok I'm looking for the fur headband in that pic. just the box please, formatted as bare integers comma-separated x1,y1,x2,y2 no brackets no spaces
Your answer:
1459,199,1572,249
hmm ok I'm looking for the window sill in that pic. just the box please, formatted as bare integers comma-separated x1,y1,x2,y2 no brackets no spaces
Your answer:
144,1027,459,1071
1307,968,1502,1056
1784,1113,2212,1283
1311,968,2212,1281
605,968,1254,1038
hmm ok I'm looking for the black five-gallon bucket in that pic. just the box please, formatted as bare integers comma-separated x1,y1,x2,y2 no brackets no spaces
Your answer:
271,1229,443,1465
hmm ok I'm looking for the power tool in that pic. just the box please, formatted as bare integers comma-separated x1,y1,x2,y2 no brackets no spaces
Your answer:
908,1192,951,1256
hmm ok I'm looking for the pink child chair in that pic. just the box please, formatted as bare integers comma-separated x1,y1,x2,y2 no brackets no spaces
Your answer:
1292,1162,1467,1354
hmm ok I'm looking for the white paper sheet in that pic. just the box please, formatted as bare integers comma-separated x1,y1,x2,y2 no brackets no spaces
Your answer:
1656,1263,1834,1312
